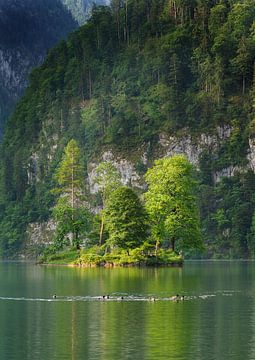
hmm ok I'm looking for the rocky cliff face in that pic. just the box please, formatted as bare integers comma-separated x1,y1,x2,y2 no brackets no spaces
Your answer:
22,220,56,258
86,125,254,192
0,48,44,135
61,0,110,25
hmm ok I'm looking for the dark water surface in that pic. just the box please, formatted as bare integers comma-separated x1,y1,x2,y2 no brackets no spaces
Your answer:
0,261,254,359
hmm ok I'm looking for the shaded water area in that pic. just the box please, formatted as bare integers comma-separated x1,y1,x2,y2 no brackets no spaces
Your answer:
0,261,254,359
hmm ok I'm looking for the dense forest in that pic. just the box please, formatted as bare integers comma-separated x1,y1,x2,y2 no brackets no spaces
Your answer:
0,0,255,258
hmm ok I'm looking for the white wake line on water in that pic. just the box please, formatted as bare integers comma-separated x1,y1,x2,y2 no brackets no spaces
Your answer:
0,296,71,302
0,292,236,303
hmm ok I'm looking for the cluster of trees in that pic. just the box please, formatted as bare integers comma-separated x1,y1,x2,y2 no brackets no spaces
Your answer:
51,140,202,259
0,0,254,258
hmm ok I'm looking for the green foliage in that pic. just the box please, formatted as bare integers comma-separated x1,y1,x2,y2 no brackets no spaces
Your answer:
145,249,183,266
40,248,80,264
145,155,202,253
0,0,255,258
94,161,121,205
53,197,92,249
247,212,255,258
200,171,255,258
105,186,148,251
0,203,27,257
54,139,83,196
72,245,183,267
93,161,122,245
75,247,104,266
86,214,109,246
53,139,92,249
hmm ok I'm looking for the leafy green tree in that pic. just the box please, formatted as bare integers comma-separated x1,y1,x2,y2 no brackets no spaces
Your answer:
94,161,121,245
248,211,255,258
94,161,121,204
53,197,92,250
144,155,202,254
55,139,83,206
231,36,254,94
105,186,148,252
53,139,90,248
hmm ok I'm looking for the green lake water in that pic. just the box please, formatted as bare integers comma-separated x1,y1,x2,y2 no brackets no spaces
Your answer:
0,261,254,359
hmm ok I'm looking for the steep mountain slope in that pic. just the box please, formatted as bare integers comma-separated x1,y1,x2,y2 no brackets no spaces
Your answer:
0,0,77,135
0,0,109,135
1,0,255,258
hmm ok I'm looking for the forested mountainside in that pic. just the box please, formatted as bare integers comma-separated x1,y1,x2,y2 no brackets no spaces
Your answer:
0,0,255,258
0,0,108,136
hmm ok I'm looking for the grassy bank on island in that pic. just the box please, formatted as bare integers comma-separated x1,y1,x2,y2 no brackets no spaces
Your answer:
39,246,183,267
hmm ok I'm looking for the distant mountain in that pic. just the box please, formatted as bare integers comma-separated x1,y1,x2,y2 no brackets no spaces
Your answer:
61,0,110,25
0,0,77,134
0,0,109,135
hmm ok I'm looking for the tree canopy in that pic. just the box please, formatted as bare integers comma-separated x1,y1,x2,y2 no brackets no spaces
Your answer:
53,139,91,249
94,161,121,206
105,186,148,251
145,155,203,253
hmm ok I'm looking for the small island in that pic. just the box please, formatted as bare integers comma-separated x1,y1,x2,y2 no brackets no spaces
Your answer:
40,140,203,267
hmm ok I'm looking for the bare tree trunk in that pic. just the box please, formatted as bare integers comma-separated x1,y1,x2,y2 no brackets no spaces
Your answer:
181,7,184,26
217,85,221,105
173,55,177,85
173,1,177,21
97,26,100,49
155,240,160,257
99,217,104,246
116,0,121,44
70,152,74,246
108,106,112,124
171,239,176,253
125,0,129,45
88,69,92,99
60,108,64,133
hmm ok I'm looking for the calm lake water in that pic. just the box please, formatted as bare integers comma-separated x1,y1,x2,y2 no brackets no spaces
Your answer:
0,261,254,360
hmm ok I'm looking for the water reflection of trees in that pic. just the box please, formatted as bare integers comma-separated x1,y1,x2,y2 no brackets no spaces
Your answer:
1,263,255,359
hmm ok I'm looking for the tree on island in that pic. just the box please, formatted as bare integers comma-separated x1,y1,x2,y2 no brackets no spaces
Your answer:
53,139,91,249
104,186,148,252
94,161,121,245
144,155,203,254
